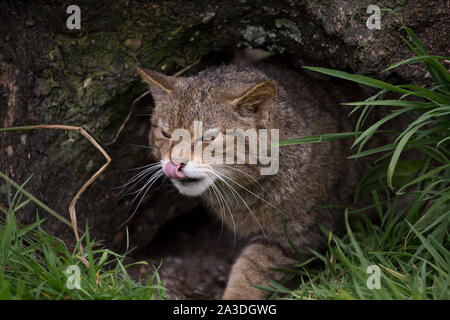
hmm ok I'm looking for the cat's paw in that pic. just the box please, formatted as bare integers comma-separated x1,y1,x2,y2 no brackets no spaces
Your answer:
222,283,268,300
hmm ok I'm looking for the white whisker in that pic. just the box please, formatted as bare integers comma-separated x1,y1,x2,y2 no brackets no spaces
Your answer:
120,168,165,227
213,164,267,194
207,174,237,243
210,171,266,237
217,170,280,212
205,175,226,240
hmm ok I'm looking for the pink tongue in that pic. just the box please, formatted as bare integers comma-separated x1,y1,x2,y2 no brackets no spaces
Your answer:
164,162,186,179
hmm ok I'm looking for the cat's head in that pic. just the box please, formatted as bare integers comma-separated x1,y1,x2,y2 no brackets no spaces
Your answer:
137,65,279,197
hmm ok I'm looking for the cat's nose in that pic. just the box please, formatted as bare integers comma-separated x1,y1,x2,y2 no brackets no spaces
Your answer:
164,161,186,179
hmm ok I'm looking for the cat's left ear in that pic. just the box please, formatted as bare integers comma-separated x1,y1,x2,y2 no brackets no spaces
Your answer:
136,66,176,100
229,80,277,125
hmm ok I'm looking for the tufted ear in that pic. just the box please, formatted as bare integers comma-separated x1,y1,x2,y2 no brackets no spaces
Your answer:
136,66,176,99
229,80,277,125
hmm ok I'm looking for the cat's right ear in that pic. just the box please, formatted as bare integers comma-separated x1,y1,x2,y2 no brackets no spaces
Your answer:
229,80,277,126
136,66,176,99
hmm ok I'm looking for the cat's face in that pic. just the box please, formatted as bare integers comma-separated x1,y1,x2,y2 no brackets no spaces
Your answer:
138,66,277,197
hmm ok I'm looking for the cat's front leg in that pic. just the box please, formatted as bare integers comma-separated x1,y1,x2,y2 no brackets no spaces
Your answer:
222,240,297,300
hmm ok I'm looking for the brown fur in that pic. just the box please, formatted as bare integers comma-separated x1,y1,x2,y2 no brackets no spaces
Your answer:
138,63,379,299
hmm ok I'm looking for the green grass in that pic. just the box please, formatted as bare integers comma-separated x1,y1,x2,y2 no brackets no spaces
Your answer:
265,26,450,300
0,175,167,300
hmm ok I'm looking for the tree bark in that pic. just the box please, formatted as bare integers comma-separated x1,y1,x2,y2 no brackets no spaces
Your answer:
0,0,448,249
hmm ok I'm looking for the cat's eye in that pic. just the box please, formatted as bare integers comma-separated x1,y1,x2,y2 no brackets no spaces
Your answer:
161,129,171,139
202,129,220,142
202,135,216,142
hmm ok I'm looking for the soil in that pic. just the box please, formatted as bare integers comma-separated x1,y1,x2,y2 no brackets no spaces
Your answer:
128,206,246,300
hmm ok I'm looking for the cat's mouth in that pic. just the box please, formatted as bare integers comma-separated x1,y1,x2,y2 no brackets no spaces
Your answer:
178,177,204,185
161,159,215,196
171,176,213,197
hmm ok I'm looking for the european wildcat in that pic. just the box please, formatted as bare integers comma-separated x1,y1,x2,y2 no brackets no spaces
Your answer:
137,63,372,299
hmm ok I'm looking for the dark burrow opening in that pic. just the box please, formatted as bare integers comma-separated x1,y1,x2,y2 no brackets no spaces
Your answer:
129,205,246,299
